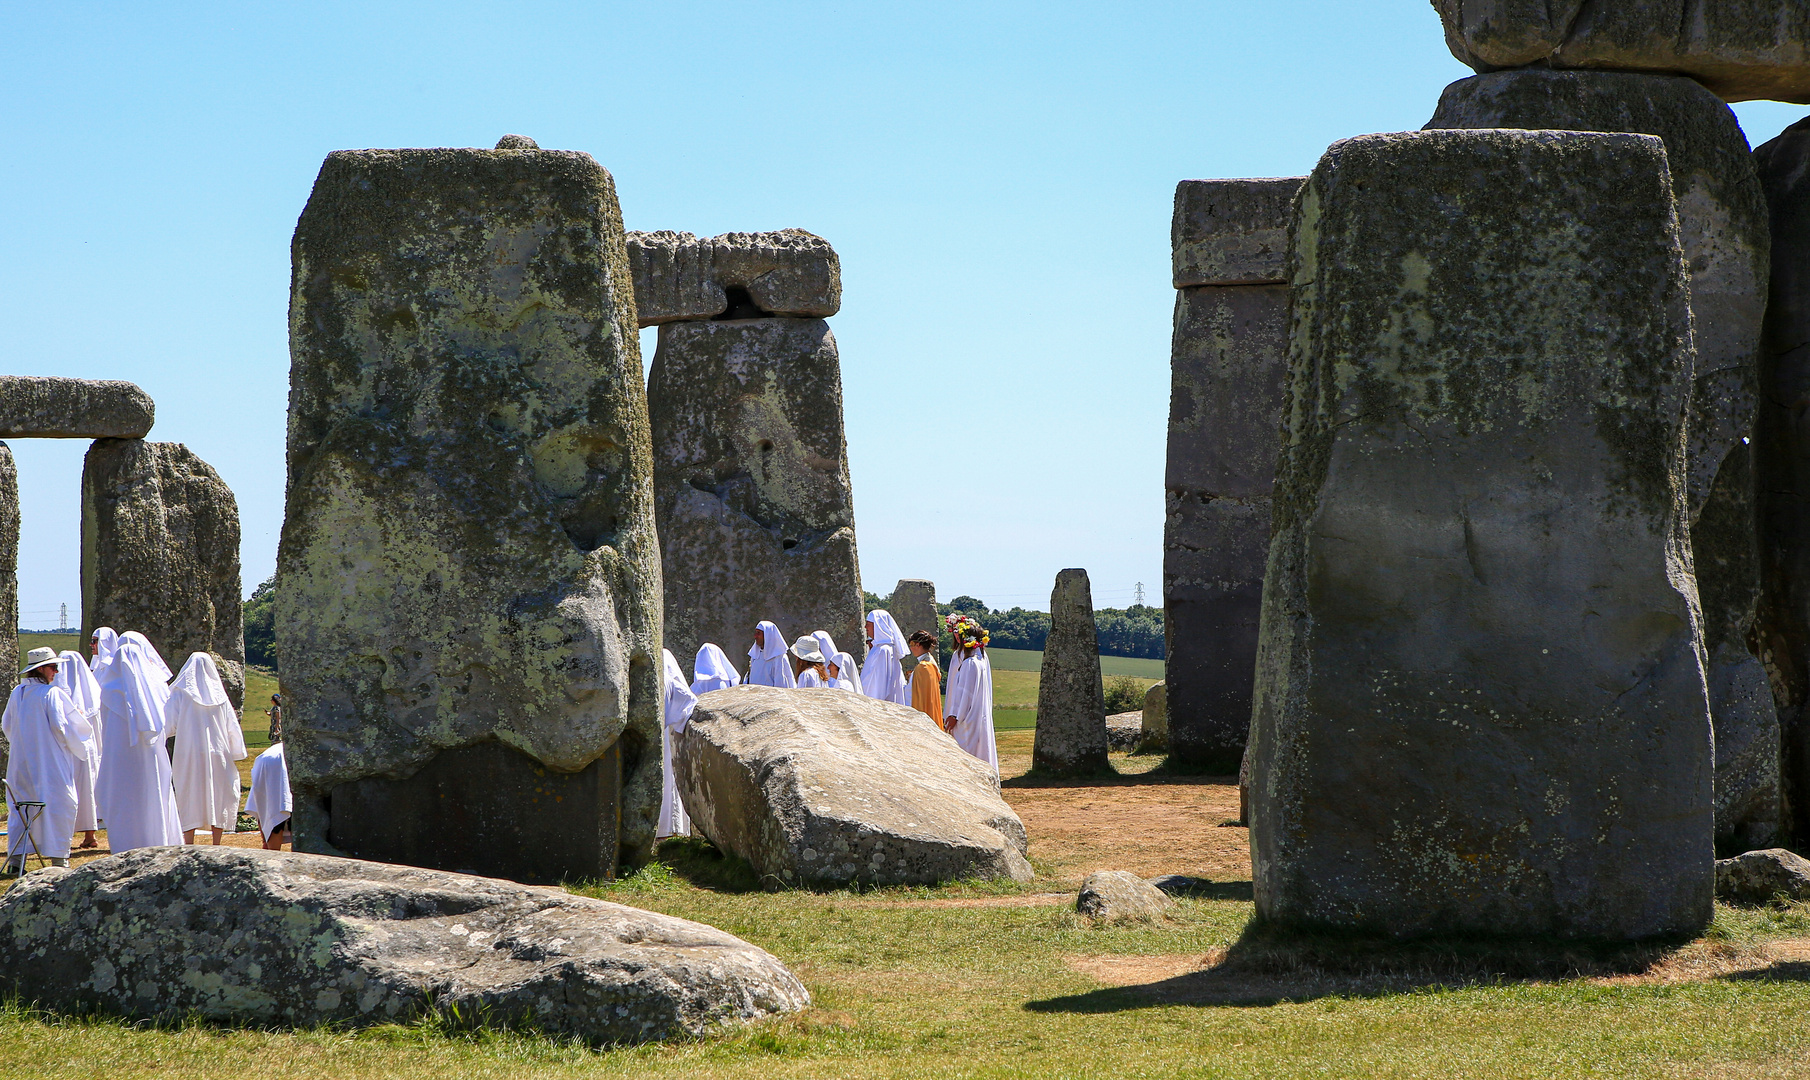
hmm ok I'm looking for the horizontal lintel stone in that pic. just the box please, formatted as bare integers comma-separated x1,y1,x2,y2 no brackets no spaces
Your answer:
0,377,154,439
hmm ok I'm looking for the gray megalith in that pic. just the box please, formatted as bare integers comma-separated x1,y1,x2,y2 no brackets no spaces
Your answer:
1165,176,1303,771
1427,68,1776,852
1033,568,1110,776
279,142,662,883
1251,129,1713,940
0,376,154,440
889,578,938,674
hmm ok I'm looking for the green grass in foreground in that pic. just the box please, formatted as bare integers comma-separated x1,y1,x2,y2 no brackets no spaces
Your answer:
4,846,1810,1079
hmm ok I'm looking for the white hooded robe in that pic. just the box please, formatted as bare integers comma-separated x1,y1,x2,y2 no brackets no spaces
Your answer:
94,632,183,852
946,648,998,774
54,651,103,831
747,620,796,688
861,610,910,705
658,649,697,839
244,742,292,840
168,652,247,833
3,680,89,859
692,643,742,696
829,651,860,692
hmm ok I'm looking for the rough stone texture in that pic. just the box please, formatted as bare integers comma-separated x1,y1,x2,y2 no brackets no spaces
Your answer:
1172,177,1305,288
1033,569,1110,776
1105,711,1142,751
0,443,14,780
80,439,244,708
889,578,937,675
626,230,840,327
1756,119,1810,848
495,134,539,149
648,318,861,673
1165,283,1290,770
1251,130,1713,940
0,847,808,1043
674,686,1032,888
0,377,154,440
1075,870,1175,921
1139,681,1168,752
1427,68,1777,853
1431,0,1810,104
1715,847,1810,903
278,146,662,880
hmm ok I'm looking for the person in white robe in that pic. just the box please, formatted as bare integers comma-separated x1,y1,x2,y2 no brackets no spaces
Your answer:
747,620,796,688
94,631,182,852
692,643,741,696
244,741,292,849
168,652,248,845
860,610,910,705
89,626,120,672
790,637,828,687
827,651,860,692
945,635,999,774
658,649,698,840
3,648,91,872
54,651,103,848
812,631,839,667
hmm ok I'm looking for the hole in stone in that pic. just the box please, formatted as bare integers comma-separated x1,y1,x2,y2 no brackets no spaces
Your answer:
782,538,799,550
713,285,771,320
759,440,774,454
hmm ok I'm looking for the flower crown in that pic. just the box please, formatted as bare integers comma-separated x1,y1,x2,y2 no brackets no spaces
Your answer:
944,613,989,649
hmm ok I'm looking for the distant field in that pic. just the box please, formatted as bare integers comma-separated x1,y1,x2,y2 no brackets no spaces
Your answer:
986,647,1165,679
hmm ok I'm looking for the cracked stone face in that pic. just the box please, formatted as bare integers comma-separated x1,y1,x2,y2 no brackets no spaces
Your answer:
1251,129,1713,940
0,847,808,1043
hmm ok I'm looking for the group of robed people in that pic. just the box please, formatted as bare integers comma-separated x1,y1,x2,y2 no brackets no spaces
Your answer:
653,608,996,840
2,628,293,873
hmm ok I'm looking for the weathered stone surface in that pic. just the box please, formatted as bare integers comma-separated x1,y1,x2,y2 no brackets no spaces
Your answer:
1139,681,1167,752
1432,0,1810,104
495,133,539,149
278,146,662,880
1755,119,1810,846
80,439,243,707
1427,68,1776,852
1105,711,1142,751
1715,847,1810,903
626,230,840,327
0,443,14,779
1076,870,1174,921
648,318,861,672
1251,130,1712,939
675,686,1032,887
1172,178,1304,288
889,579,937,675
1033,569,1110,777
0,847,808,1043
1165,283,1289,771
0,377,153,440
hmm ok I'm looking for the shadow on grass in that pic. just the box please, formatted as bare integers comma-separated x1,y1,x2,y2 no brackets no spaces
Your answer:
1025,917,1703,1011
648,837,768,893
1001,756,1235,789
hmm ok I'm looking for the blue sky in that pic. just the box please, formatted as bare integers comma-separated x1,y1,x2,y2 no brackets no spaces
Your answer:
2,2,1806,628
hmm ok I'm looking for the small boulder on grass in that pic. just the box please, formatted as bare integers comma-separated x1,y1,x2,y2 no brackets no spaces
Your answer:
1715,848,1810,904
1105,712,1143,751
1077,871,1175,921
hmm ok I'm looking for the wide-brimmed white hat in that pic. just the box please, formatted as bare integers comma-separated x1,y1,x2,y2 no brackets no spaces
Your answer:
789,636,825,665
19,647,58,675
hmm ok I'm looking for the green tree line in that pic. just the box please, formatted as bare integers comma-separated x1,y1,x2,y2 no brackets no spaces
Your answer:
863,590,1164,660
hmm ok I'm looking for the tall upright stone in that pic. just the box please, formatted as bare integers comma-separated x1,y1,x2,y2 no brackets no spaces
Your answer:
1252,129,1712,939
1428,69,1777,852
279,140,662,883
888,578,937,674
1756,118,1810,845
0,442,14,781
641,232,860,671
80,439,244,706
1165,177,1303,772
1033,569,1109,776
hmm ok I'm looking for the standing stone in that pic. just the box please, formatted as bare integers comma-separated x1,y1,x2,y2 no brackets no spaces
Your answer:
1252,129,1712,939
0,377,154,440
279,144,661,883
0,443,14,781
1139,681,1167,752
1427,68,1777,852
1755,118,1810,846
1033,569,1109,776
80,439,244,707
889,578,937,674
1165,177,1303,771
1431,0,1810,105
648,318,861,673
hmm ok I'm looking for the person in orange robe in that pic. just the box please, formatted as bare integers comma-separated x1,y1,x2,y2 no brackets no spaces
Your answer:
906,631,944,728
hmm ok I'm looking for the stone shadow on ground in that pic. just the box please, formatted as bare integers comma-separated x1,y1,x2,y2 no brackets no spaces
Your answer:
651,836,768,893
1025,918,1701,1012
1002,758,1233,789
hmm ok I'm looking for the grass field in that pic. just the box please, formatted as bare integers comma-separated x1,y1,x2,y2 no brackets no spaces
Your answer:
986,647,1164,679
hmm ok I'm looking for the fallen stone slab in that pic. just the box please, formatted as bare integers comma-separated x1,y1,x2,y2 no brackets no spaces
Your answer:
627,230,841,326
1171,177,1304,287
1715,848,1810,904
0,847,808,1043
0,377,153,439
1076,871,1175,921
1432,0,1810,105
1105,711,1142,751
674,686,1032,888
